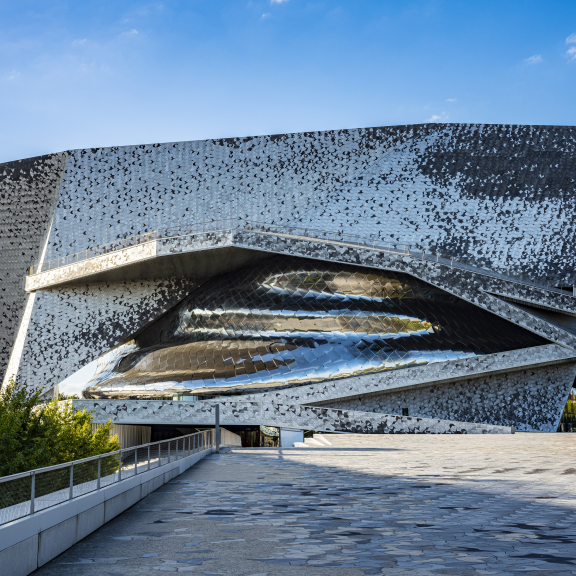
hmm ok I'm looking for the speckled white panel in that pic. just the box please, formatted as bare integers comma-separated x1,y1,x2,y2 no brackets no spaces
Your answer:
44,124,576,286
74,399,513,434
18,279,197,391
25,241,157,292
0,153,66,381
316,362,576,433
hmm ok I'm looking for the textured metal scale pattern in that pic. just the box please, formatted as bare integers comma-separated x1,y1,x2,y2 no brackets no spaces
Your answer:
83,257,547,399
1,122,576,432
45,123,576,285
0,152,67,383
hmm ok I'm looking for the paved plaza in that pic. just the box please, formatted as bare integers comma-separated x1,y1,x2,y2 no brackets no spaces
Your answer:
33,433,576,576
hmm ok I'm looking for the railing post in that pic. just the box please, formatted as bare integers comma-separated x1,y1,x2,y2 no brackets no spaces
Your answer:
148,445,151,471
30,472,35,515
134,448,138,475
97,457,101,490
118,452,122,481
215,403,220,454
69,464,74,500
168,441,171,462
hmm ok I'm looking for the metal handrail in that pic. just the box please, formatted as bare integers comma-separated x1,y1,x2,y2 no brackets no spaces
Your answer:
28,218,570,296
0,427,241,526
0,450,125,483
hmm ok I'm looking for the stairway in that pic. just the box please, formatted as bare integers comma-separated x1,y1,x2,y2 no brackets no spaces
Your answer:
293,434,334,448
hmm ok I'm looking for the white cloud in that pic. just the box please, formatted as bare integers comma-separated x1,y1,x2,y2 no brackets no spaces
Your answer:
524,55,542,64
566,33,576,60
445,98,457,102
121,29,138,37
261,12,271,18
8,71,20,81
271,0,289,3
426,112,448,123
72,39,87,47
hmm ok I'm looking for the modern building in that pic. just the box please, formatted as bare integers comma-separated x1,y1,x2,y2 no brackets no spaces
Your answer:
2,123,576,438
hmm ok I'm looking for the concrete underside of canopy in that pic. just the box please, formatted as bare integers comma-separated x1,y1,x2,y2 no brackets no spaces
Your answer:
26,239,271,290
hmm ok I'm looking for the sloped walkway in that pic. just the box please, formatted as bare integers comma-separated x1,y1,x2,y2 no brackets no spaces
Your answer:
33,434,576,575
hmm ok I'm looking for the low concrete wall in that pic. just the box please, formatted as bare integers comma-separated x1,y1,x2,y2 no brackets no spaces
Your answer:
0,447,214,576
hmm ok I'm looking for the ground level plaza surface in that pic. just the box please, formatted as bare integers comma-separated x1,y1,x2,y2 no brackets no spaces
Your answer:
32,434,576,576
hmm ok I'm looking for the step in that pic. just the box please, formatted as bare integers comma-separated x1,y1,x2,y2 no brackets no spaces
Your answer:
312,434,333,446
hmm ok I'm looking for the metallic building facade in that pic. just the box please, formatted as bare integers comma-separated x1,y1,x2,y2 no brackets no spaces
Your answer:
2,123,576,432
84,257,547,399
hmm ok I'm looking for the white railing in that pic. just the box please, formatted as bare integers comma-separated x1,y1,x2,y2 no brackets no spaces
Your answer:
29,218,568,296
0,428,241,526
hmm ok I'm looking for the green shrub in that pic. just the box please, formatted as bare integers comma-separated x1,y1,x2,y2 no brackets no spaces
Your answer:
561,399,576,425
0,377,120,478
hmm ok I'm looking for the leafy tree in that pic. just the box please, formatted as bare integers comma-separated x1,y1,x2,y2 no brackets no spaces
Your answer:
57,392,79,400
0,377,120,477
561,399,576,425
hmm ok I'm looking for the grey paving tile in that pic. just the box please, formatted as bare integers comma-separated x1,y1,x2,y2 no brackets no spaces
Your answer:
32,434,576,576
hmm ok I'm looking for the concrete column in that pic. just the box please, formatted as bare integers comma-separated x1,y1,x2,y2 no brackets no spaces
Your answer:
215,404,220,454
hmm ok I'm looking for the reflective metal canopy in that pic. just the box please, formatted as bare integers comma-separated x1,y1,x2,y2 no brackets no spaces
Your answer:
82,257,547,398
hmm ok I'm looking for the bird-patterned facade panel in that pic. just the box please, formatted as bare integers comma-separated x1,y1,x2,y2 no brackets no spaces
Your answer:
0,152,67,382
17,278,198,392
44,123,576,286
73,398,513,434
315,362,576,432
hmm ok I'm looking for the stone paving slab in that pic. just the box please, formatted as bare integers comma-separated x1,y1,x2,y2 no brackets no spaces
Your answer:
33,434,576,575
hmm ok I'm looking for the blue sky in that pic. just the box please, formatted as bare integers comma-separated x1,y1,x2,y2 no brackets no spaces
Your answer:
0,0,575,163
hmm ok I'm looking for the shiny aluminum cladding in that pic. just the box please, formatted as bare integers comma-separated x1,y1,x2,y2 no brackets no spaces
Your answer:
82,257,547,398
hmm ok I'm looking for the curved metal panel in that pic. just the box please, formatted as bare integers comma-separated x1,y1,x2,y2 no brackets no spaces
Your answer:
83,257,547,398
